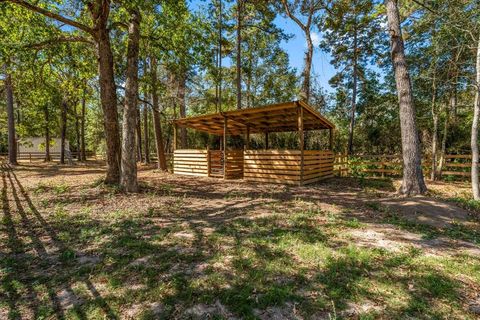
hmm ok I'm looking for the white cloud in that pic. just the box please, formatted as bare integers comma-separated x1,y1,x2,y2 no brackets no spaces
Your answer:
311,32,321,47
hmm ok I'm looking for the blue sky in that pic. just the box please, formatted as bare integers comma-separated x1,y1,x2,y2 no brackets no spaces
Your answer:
189,0,337,92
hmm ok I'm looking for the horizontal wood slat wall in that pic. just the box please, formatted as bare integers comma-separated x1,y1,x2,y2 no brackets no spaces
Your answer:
244,150,334,185
173,149,208,177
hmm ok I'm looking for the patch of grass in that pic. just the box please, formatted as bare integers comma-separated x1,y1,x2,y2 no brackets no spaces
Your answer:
52,183,70,195
384,212,480,244
449,197,480,213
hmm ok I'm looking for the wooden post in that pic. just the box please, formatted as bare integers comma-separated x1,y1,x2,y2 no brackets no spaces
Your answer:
173,123,178,151
297,103,304,186
245,125,250,150
329,128,333,150
207,145,211,177
265,131,269,149
223,116,228,179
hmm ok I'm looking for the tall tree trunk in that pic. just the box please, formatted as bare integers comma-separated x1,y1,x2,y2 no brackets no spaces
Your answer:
302,34,313,103
347,27,358,156
80,87,86,161
217,0,223,112
430,68,438,181
44,105,51,162
236,0,242,110
385,0,426,196
437,102,449,178
120,9,141,192
178,72,187,148
75,105,81,160
471,35,480,200
136,107,143,163
151,57,168,171
4,66,17,165
60,100,67,165
95,21,121,184
144,103,150,164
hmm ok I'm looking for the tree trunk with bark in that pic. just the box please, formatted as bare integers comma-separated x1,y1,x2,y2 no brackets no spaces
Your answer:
430,68,438,181
385,0,427,196
4,66,17,165
80,87,87,161
302,34,313,103
75,105,81,160
136,107,143,163
44,105,51,162
471,35,480,200
144,103,150,164
347,27,358,155
150,57,168,171
281,0,315,103
120,9,141,192
178,72,187,148
236,0,242,110
60,99,67,164
96,26,121,184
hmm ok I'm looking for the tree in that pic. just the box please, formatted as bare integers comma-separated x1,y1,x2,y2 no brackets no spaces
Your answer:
4,64,17,165
120,9,141,192
320,0,380,155
150,57,167,171
385,0,427,196
2,0,122,184
235,0,243,109
472,36,480,199
280,0,325,102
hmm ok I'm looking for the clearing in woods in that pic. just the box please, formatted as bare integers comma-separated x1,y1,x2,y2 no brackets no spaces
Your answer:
1,161,479,319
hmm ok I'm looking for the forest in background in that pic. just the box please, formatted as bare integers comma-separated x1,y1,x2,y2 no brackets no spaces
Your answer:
0,0,479,195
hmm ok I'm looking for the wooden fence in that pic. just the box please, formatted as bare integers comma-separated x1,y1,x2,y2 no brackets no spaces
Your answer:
334,153,474,179
0,151,96,162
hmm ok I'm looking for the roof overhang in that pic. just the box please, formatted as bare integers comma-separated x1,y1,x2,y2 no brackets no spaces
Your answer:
174,100,335,135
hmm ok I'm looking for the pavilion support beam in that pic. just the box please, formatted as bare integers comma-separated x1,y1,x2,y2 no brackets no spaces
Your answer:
245,125,250,150
265,131,269,149
223,116,228,179
297,104,304,186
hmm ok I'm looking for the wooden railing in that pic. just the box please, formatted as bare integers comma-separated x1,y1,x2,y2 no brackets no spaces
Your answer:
0,151,96,162
334,154,475,179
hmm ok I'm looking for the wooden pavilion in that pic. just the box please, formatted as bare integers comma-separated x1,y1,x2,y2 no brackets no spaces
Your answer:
172,100,335,185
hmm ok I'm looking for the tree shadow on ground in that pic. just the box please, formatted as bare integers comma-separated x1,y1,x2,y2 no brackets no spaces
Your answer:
2,165,478,319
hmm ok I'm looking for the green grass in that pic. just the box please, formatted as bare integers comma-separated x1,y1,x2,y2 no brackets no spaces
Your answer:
2,174,479,319
449,196,480,213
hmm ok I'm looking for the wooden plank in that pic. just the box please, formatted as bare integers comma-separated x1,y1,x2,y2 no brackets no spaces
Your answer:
244,173,300,181
244,168,300,175
174,150,208,154
174,160,208,165
445,155,472,159
245,164,301,170
244,150,302,155
244,155,302,160
442,171,471,176
174,171,208,177
443,163,473,168
244,177,299,184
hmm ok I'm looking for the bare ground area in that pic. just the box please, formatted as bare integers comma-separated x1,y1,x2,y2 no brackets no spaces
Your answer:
1,160,479,319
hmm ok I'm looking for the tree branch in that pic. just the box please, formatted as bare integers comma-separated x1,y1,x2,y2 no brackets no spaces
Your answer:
281,0,307,31
25,36,95,49
1,0,94,35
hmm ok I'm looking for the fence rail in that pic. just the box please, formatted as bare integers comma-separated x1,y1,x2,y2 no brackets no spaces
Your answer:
334,153,474,179
0,151,97,161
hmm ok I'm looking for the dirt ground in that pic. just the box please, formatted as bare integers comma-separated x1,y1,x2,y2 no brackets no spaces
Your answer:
1,160,479,319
